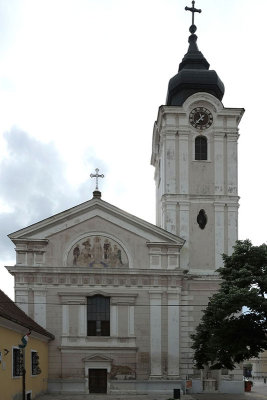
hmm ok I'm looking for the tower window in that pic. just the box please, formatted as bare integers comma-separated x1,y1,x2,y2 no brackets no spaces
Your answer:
195,136,207,160
87,295,110,336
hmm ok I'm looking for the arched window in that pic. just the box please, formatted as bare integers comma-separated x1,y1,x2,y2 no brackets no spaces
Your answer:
87,295,110,336
195,136,207,160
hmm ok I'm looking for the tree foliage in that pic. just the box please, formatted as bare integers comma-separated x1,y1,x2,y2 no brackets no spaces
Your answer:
191,240,267,370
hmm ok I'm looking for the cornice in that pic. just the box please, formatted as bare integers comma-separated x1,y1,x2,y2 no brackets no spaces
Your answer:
8,199,182,246
59,345,137,351
160,194,240,203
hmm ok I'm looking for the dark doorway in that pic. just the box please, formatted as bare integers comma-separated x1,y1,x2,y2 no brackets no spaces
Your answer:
89,368,107,393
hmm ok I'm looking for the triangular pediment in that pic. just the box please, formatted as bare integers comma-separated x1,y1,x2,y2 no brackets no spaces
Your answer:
82,353,113,363
8,197,185,247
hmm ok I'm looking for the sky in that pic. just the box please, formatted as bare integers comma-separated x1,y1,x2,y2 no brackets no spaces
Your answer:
0,0,266,299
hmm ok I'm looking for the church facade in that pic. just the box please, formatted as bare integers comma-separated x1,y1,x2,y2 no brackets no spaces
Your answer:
6,2,245,395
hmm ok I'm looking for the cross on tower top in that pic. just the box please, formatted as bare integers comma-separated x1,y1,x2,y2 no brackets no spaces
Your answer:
185,1,202,27
90,168,104,195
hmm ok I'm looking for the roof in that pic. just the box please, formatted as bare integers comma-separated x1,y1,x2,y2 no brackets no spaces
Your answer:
0,289,54,340
166,19,224,106
8,195,185,247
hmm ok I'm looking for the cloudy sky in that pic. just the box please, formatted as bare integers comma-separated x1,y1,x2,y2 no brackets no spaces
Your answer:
0,0,266,299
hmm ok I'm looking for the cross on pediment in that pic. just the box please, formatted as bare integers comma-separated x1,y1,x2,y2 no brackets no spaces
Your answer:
90,168,104,191
185,0,202,26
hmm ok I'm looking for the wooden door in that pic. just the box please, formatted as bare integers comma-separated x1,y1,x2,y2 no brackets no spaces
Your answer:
89,368,107,393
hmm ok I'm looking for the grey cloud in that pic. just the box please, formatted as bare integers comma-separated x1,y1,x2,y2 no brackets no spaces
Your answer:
0,128,106,262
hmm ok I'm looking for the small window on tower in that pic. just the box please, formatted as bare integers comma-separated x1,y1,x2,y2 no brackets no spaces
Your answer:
195,136,207,160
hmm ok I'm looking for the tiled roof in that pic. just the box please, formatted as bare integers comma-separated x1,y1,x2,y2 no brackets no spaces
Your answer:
0,289,54,340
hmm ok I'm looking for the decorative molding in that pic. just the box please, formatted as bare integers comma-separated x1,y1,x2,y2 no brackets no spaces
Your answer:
82,353,113,363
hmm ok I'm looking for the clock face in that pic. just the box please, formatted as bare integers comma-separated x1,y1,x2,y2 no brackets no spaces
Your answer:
189,107,213,130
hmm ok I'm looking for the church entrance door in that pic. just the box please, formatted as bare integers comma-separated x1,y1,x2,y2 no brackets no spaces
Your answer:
89,368,107,393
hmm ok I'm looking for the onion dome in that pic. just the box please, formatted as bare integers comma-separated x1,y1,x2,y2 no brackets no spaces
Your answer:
166,2,224,106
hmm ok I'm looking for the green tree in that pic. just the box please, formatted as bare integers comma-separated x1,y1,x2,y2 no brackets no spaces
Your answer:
191,240,267,370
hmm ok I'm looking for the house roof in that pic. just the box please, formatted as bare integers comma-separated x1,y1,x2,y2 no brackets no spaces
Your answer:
0,289,54,340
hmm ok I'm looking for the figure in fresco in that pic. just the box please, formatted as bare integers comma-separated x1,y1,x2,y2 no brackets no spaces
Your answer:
79,239,91,265
113,245,123,266
104,239,111,260
91,236,103,263
110,245,120,267
73,245,80,265
117,249,123,265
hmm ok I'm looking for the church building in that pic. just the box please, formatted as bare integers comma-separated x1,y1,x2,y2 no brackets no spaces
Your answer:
6,2,244,395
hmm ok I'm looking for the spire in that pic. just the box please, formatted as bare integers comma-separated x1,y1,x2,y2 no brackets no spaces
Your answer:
166,1,224,106
179,3,209,72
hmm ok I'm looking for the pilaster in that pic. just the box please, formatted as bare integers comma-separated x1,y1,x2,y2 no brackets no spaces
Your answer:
227,204,238,255
110,305,118,337
149,291,162,378
214,131,225,195
226,132,238,195
178,131,189,194
15,289,29,314
179,202,190,269
214,203,225,269
62,304,69,336
167,291,180,377
33,289,47,328
78,304,87,337
128,305,135,336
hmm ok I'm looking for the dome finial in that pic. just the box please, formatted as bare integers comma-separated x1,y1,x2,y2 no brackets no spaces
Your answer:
165,1,224,106
185,1,202,36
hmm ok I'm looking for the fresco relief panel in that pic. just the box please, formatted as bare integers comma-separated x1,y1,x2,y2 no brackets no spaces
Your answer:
68,235,129,268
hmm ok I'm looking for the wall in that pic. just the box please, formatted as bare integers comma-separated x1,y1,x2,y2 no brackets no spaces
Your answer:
0,324,49,400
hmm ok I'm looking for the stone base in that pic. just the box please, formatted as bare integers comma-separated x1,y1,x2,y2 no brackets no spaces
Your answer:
110,379,183,394
48,378,85,393
47,377,244,395
48,378,183,395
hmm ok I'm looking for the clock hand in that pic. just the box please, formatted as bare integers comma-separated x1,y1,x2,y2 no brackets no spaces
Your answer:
196,114,205,124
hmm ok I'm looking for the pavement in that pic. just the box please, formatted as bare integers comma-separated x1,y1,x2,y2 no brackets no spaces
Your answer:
36,395,189,400
185,380,267,400
36,380,267,400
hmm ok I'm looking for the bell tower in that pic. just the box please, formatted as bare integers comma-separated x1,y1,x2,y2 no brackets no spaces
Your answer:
151,2,244,271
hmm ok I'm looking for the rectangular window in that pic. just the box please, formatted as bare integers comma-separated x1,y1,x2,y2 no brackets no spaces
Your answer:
13,348,22,377
87,295,110,336
195,136,208,160
31,351,41,375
